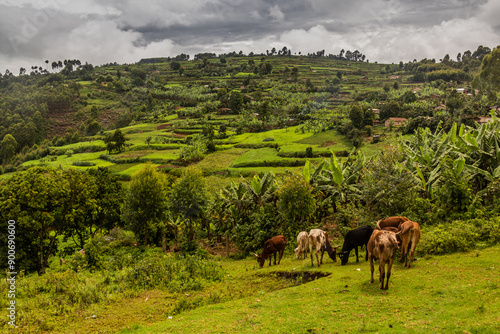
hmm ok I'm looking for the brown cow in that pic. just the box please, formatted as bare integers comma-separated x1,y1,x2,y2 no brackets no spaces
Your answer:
254,235,287,268
367,229,399,290
397,221,421,268
376,216,409,230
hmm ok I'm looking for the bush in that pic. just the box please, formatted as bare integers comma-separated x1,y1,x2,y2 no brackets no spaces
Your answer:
72,161,96,167
124,253,225,292
419,221,479,255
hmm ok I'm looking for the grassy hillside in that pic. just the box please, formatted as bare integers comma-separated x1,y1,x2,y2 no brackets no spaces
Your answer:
1,51,498,334
3,54,456,186
6,244,497,334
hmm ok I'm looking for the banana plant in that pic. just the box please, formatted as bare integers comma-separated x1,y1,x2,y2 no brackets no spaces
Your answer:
456,114,500,190
245,172,278,208
399,123,459,199
312,152,365,212
221,181,252,214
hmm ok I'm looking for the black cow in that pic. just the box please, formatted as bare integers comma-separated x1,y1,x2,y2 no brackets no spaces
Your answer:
338,225,374,265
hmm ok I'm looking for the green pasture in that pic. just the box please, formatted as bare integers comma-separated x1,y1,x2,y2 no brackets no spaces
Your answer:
232,127,311,145
22,152,112,169
105,245,500,334
53,140,106,150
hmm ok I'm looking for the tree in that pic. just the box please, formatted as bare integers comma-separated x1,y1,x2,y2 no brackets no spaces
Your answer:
349,104,364,130
104,129,126,153
0,168,68,275
122,163,170,246
85,167,123,237
59,169,99,249
169,167,207,247
170,61,181,71
473,45,500,101
228,91,244,113
0,134,17,163
277,173,315,233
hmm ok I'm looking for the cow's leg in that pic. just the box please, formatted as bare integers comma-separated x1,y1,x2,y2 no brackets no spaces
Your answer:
310,244,314,266
277,249,283,265
369,256,375,284
320,248,324,265
355,246,359,262
386,256,395,290
400,240,407,263
379,260,386,290
315,249,321,267
408,238,415,268
273,252,277,265
268,255,272,267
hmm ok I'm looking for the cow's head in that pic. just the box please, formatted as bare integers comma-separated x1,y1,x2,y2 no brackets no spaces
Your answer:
294,247,301,259
254,253,265,268
327,246,338,262
338,251,350,265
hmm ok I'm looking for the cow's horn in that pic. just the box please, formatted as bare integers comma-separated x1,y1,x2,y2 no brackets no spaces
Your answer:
252,252,259,257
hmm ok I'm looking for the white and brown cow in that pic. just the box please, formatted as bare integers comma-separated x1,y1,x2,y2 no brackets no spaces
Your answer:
367,229,399,290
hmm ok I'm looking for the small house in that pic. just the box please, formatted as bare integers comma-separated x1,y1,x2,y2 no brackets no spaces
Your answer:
385,117,408,127
474,116,493,124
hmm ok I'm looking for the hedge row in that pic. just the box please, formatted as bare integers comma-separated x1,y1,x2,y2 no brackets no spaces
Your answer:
231,159,306,168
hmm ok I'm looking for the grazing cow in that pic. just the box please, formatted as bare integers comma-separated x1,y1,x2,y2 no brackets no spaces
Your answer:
397,221,421,268
338,225,374,265
308,229,327,267
324,233,338,263
254,235,287,268
294,231,309,259
367,229,399,290
376,216,409,230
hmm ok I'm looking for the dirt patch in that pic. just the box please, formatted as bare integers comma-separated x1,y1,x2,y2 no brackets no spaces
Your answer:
156,123,171,130
321,141,336,147
165,133,187,138
272,271,330,284
199,240,240,257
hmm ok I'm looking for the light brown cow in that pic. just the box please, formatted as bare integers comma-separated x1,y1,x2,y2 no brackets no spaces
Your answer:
397,221,421,268
376,216,409,230
294,231,309,260
367,229,399,290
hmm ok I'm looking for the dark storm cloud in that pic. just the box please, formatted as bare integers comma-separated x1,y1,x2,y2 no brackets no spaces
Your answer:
0,0,498,73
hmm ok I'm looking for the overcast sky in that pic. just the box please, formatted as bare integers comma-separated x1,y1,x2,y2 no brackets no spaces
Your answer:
0,0,499,73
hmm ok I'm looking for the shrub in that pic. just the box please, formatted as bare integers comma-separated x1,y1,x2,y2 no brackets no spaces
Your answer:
72,161,96,167
419,221,479,255
124,253,225,292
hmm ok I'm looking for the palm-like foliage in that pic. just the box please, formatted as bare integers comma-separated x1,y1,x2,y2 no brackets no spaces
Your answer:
399,123,459,199
309,152,365,212
245,172,278,208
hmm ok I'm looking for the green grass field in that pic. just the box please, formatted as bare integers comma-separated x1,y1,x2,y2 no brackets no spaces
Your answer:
116,246,500,334
12,244,494,334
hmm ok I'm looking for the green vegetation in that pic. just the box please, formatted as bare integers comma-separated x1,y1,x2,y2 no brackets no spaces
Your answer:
1,46,500,333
